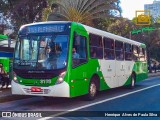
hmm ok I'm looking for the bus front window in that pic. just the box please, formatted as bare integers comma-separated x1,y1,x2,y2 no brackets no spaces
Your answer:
14,35,68,70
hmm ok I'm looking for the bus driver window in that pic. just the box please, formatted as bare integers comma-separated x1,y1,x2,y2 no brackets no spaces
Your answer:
72,47,80,59
72,33,87,68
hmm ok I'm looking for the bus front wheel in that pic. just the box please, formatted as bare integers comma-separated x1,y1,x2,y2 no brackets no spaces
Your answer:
85,79,97,101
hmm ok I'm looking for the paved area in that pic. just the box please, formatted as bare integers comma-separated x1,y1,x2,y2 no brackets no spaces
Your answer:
0,76,160,120
0,85,11,97
148,71,160,77
0,72,160,100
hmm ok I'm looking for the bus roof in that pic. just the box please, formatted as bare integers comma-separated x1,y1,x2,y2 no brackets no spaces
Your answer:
0,34,8,41
20,21,146,48
20,21,71,28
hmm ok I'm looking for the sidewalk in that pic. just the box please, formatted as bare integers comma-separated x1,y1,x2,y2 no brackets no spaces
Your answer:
0,72,160,102
148,71,160,77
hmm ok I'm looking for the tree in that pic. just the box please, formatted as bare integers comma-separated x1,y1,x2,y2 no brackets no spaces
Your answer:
0,0,48,31
131,27,160,72
0,24,6,34
156,16,160,23
92,18,116,31
45,0,121,25
42,6,52,22
142,30,160,72
107,18,136,38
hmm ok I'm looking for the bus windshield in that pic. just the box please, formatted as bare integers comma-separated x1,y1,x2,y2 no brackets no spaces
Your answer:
14,35,69,70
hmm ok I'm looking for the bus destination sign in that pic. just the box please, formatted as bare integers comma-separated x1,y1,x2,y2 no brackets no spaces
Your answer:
27,24,66,34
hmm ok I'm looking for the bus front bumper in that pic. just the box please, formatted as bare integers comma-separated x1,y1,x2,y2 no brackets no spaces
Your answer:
11,80,70,97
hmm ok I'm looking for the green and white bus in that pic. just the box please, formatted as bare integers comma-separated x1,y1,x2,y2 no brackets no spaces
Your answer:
12,21,148,100
0,34,10,73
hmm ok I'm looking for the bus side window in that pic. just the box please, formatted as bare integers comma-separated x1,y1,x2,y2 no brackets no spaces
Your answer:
115,41,124,60
139,47,145,61
89,33,103,59
104,37,115,60
72,33,87,68
132,45,139,61
144,48,147,61
124,43,132,61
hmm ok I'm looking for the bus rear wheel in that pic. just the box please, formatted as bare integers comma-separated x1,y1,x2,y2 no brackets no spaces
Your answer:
85,79,97,101
130,74,136,89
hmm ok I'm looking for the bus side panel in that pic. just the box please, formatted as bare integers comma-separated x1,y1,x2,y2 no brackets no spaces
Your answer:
69,23,109,97
0,58,10,72
124,61,135,86
70,60,100,97
134,61,148,82
124,61,148,86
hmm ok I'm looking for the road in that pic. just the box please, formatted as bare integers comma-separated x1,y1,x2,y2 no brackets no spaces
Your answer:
0,76,160,120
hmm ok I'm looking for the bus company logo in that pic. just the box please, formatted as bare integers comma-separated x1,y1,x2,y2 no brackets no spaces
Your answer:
136,10,151,26
2,112,12,117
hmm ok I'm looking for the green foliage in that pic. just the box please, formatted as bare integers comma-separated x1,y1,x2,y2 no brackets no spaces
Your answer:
42,7,52,21
45,0,121,25
93,18,116,31
131,26,160,62
107,18,136,38
156,16,160,23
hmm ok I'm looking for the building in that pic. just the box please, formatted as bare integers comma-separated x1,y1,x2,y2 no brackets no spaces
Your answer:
144,0,160,19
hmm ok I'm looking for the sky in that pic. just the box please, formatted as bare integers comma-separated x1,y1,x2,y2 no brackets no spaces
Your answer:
120,0,154,20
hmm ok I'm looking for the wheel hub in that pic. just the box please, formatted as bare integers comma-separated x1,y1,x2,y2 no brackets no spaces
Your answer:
90,83,96,97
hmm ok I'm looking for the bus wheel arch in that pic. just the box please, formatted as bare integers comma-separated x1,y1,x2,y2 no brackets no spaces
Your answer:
85,74,100,101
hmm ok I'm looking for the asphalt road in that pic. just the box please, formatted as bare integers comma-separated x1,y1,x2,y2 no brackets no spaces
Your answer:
0,76,160,120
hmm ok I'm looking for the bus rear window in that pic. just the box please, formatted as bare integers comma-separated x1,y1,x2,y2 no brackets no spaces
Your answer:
133,45,139,61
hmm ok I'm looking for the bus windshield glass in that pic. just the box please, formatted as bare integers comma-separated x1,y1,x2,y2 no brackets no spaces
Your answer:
14,35,68,70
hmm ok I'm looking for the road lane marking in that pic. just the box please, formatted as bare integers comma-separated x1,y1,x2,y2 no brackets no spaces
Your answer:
39,83,160,120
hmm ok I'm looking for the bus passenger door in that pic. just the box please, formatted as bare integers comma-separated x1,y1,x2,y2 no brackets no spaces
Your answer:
116,61,125,87
70,31,89,96
101,37,116,88
115,41,125,87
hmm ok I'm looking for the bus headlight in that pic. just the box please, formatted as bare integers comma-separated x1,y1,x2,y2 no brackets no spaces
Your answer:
56,72,66,84
13,71,18,83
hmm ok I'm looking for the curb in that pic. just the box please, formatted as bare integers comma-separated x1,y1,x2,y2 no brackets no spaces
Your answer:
148,72,160,78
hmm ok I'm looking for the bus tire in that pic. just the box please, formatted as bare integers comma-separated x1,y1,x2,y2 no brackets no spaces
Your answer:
130,74,136,89
85,78,97,101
